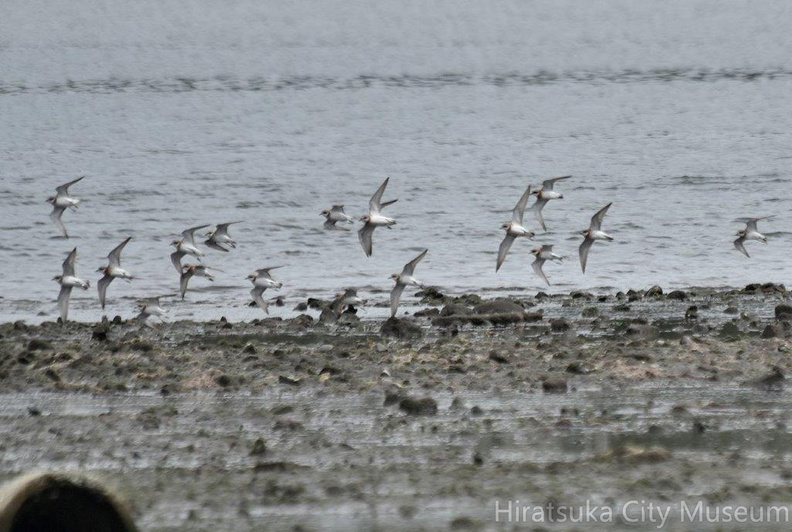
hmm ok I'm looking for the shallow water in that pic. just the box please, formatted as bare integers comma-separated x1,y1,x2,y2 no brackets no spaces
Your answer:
2,0,792,323
1,383,791,530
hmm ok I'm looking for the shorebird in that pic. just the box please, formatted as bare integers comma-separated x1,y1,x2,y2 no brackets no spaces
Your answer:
390,249,428,317
321,205,355,230
47,176,84,238
170,224,210,273
530,175,571,231
204,222,242,252
579,203,613,274
733,217,770,258
248,267,283,314
531,244,563,286
179,264,216,299
97,237,133,309
359,177,398,257
53,247,90,322
331,288,365,317
496,185,535,272
137,297,167,325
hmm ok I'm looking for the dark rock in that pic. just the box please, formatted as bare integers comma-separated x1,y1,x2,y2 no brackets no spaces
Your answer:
667,290,688,301
762,324,784,339
550,318,571,332
470,406,484,416
417,286,445,304
380,317,423,339
250,438,267,456
645,286,663,297
414,308,440,318
27,339,52,351
440,303,471,317
92,322,110,341
582,307,599,317
775,305,792,321
13,321,28,331
566,361,594,375
614,303,631,312
488,351,510,364
399,396,438,416
215,374,232,387
43,369,60,382
27,407,41,417
720,321,742,339
473,300,524,315
685,306,698,320
294,302,308,312
570,291,593,300
542,378,568,394
318,307,338,324
724,306,739,315
243,344,257,354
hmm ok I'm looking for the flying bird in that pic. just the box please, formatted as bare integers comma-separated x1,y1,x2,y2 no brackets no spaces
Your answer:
530,175,571,231
579,203,613,274
358,177,398,257
97,237,133,309
137,297,167,325
179,264,216,299
330,288,365,317
390,249,428,317
248,267,283,314
204,222,242,252
733,217,770,258
170,224,210,273
530,244,563,286
47,176,85,238
53,247,90,322
496,185,535,272
321,205,355,230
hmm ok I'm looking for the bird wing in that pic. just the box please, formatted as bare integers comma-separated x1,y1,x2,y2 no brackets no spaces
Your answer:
214,221,240,238
380,199,398,209
358,223,375,257
512,186,531,225
590,203,612,232
254,266,283,281
734,236,750,258
330,205,346,213
179,270,193,299
56,176,85,197
204,239,230,252
50,206,69,238
251,286,270,313
402,249,428,277
541,244,554,253
744,217,770,232
107,237,131,268
531,198,549,231
181,224,210,245
542,175,571,191
532,258,550,286
390,282,405,317
369,177,390,215
170,250,185,273
58,285,72,322
496,234,516,272
98,274,113,309
579,238,594,274
62,247,77,276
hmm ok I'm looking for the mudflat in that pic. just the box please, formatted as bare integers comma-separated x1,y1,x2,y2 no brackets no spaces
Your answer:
1,286,791,530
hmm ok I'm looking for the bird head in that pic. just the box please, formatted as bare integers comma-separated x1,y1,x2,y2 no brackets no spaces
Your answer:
530,189,541,196
530,248,541,256
246,273,257,281
52,275,62,282
320,210,330,217
558,193,564,199
501,222,511,230
170,240,181,247
389,273,400,281
96,266,107,273
359,214,371,223
580,229,590,237
45,196,55,204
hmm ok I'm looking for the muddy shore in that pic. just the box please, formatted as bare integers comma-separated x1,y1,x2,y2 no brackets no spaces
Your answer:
2,285,792,530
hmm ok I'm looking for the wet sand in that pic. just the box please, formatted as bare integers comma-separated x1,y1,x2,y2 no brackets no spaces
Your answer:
1,285,792,530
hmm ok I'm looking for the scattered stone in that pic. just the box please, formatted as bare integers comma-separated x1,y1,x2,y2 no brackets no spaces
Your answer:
685,306,698,320
762,324,784,339
278,375,301,386
398,396,438,416
775,305,792,321
582,307,599,317
243,344,257,354
542,378,568,394
250,438,267,456
645,286,663,297
550,318,571,332
92,322,110,341
27,339,52,351
724,306,739,315
488,351,510,364
667,290,688,301
473,300,524,315
215,374,232,387
380,317,423,339
745,367,784,391
414,308,440,318
719,322,742,339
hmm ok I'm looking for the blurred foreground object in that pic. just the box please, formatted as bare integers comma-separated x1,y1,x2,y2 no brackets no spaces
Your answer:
0,471,137,532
